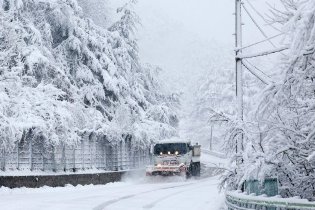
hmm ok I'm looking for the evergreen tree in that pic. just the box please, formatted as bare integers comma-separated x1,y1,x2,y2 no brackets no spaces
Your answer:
0,0,178,150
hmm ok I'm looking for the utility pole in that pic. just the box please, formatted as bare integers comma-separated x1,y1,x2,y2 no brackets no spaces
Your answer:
235,0,243,156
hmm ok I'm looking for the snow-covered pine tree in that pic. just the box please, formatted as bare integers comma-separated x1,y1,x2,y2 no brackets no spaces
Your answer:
0,0,178,153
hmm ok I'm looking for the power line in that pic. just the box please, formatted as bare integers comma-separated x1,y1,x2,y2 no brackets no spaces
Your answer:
245,0,282,33
242,60,273,85
244,59,271,78
237,33,284,51
242,3,277,48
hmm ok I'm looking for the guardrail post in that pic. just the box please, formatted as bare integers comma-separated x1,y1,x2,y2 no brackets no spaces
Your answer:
62,142,66,171
82,137,85,170
107,142,113,171
114,143,118,171
73,145,76,172
118,141,122,170
1,148,5,171
131,144,135,169
91,133,96,169
127,136,132,169
42,142,44,171
16,142,19,170
52,144,56,172
29,133,33,171
103,139,107,170
100,137,105,170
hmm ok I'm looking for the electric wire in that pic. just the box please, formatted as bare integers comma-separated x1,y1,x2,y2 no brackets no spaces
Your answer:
243,59,271,78
242,3,277,48
245,0,282,33
238,33,283,51
241,61,270,85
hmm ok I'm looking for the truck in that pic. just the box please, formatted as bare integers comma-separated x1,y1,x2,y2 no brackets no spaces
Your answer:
146,137,201,177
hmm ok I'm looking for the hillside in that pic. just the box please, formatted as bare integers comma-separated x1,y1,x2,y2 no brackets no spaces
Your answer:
0,0,178,149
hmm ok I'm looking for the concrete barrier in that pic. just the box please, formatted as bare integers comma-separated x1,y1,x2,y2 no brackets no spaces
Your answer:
0,171,129,188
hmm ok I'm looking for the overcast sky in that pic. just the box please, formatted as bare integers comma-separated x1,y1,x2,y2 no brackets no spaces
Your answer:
137,0,235,43
137,0,282,42
135,0,281,91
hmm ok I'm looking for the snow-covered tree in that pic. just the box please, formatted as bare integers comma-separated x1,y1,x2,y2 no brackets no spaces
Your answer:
223,0,315,201
0,0,178,152
255,0,315,200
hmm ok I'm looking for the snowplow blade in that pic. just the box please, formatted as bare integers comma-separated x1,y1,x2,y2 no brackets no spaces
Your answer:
146,165,186,176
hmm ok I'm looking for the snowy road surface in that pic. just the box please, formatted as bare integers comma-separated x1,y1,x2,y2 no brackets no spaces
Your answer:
0,152,226,210
0,176,224,210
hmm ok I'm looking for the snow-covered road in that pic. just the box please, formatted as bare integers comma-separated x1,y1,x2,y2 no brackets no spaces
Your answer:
0,176,224,210
0,152,226,210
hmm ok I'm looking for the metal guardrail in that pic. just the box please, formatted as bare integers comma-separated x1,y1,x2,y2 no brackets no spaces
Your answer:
226,191,315,210
0,130,150,173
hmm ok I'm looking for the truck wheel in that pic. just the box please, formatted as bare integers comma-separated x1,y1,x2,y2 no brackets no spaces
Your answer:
194,162,201,177
191,162,200,177
186,164,193,178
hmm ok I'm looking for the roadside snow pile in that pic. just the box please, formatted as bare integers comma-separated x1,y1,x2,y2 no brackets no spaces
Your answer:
0,0,179,149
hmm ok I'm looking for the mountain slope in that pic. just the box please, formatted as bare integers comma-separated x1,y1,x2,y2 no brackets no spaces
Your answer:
0,0,178,149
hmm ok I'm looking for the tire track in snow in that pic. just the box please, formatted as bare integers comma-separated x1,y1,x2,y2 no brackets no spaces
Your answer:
93,161,224,210
142,189,189,209
142,181,218,209
93,177,215,210
93,182,194,210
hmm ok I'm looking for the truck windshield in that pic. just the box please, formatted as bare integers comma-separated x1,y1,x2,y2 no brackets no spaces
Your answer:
154,143,188,155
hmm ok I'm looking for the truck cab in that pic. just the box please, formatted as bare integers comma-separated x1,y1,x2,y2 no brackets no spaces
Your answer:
146,138,201,177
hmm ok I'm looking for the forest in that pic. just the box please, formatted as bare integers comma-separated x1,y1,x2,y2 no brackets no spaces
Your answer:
0,0,314,205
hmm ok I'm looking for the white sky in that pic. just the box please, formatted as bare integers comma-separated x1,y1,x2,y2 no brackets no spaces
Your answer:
136,0,235,43
135,0,282,90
